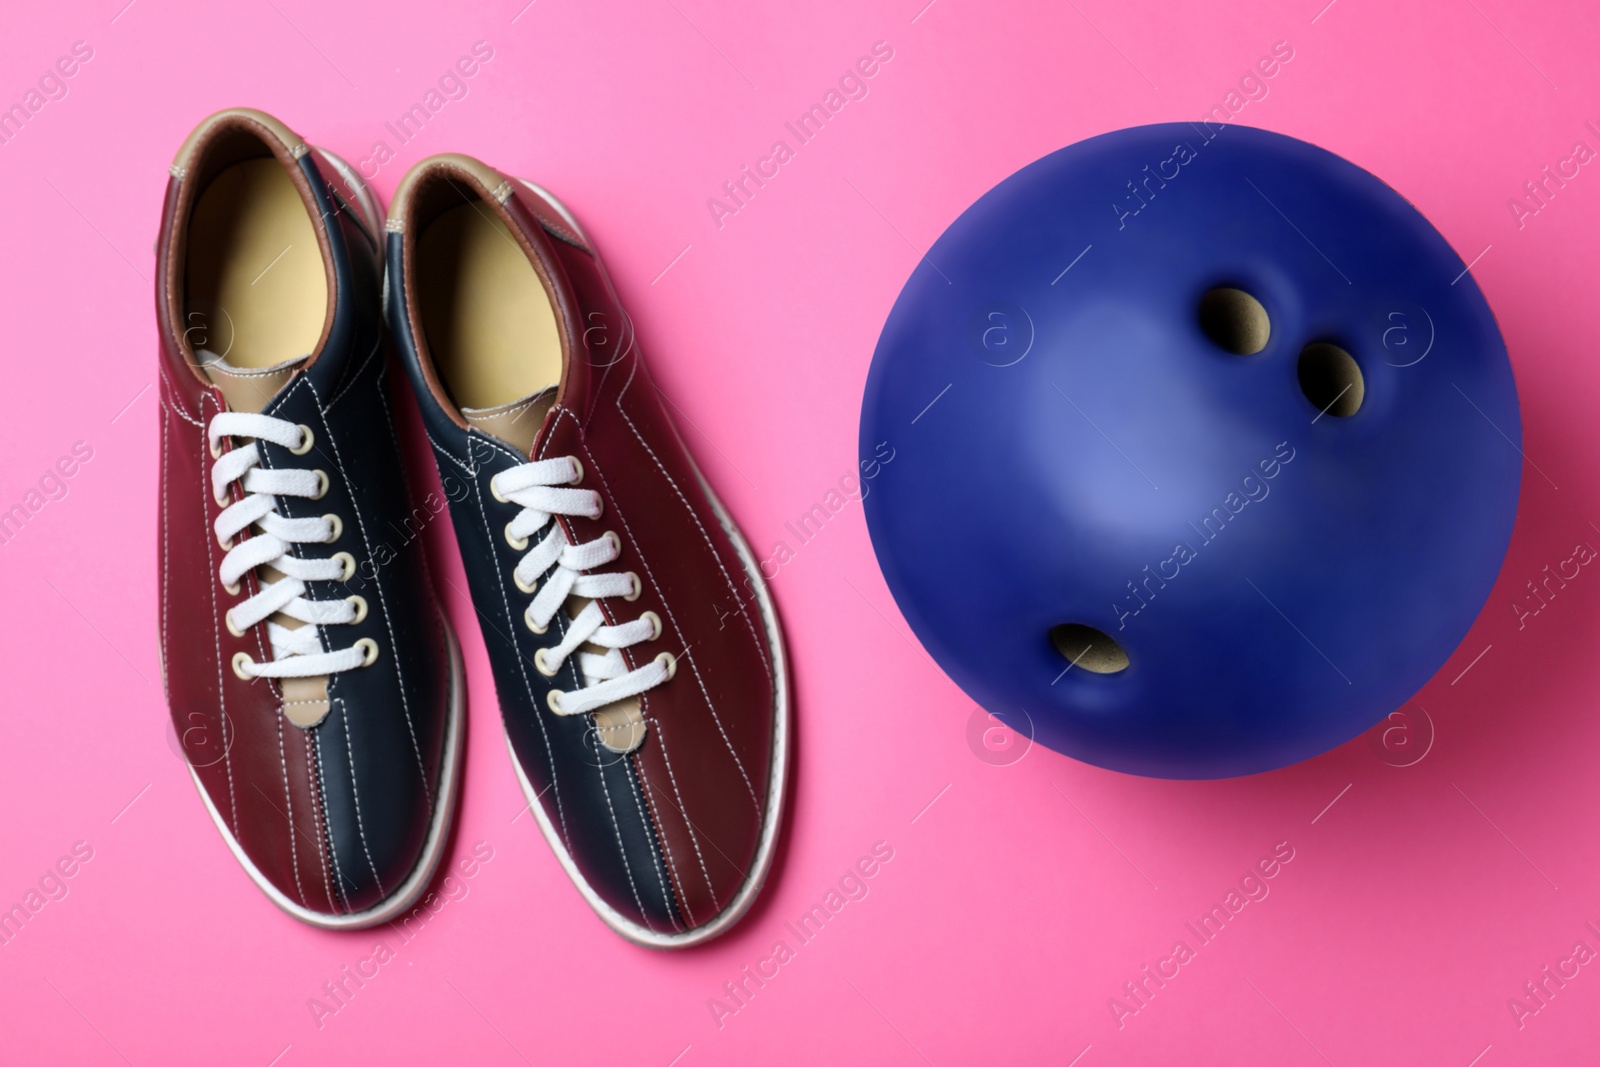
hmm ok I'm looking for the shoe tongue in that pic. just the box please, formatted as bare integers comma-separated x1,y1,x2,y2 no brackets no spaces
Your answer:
199,349,307,414
461,387,557,457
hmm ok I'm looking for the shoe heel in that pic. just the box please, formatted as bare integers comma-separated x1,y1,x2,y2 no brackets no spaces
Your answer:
515,178,592,246
312,146,386,253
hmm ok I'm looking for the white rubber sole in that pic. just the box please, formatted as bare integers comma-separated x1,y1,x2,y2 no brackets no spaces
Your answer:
505,178,791,950
188,617,465,930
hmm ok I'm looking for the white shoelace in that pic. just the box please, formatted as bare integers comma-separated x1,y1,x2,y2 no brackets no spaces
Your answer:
492,456,673,717
209,413,372,680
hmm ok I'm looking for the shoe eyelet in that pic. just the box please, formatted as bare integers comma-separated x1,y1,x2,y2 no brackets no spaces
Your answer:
323,514,343,542
568,457,584,485
534,648,560,677
524,605,548,634
604,530,622,555
311,470,330,500
332,551,356,582
213,483,231,509
355,637,379,666
217,529,234,551
642,610,662,641
209,437,223,459
290,424,316,455
505,523,529,551
347,594,368,624
223,579,240,596
231,651,255,680
225,610,246,638
514,569,538,595
547,689,566,714
490,475,509,504
654,651,677,680
623,571,642,601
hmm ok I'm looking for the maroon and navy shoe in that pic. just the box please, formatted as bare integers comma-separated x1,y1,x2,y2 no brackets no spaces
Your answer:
385,153,789,947
157,109,463,927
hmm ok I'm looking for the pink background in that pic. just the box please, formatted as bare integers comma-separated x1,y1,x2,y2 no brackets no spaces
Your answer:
1,0,1598,1062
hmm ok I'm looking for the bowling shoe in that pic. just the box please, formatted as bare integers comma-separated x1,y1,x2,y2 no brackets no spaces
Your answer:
385,152,789,947
157,108,463,927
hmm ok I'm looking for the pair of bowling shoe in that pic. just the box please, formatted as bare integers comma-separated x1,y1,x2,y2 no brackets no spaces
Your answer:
156,108,788,947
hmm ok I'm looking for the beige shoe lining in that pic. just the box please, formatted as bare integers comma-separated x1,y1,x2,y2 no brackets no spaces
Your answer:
416,201,563,413
185,158,326,374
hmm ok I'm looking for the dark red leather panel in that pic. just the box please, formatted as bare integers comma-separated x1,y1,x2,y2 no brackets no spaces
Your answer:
159,375,329,911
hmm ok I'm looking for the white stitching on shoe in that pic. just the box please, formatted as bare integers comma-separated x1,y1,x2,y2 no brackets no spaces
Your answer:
300,376,431,807
425,430,471,473
616,358,773,685
633,755,694,928
582,359,617,434
493,453,670,715
335,696,385,897
307,740,336,913
374,363,445,617
324,334,382,410
533,405,734,910
469,431,571,846
564,405,762,817
162,367,204,426
200,391,240,834
276,712,308,908
643,717,720,913
287,373,397,901
623,757,682,932
595,758,652,932
161,398,171,696
313,733,354,914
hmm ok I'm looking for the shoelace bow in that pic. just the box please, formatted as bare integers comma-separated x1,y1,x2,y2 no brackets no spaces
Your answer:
209,413,373,679
491,456,673,717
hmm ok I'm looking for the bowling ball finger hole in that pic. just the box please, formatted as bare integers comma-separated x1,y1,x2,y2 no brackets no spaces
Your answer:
1049,623,1129,674
1198,287,1270,355
1298,342,1365,417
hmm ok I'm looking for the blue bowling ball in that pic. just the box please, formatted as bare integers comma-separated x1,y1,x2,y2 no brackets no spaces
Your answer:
860,123,1521,779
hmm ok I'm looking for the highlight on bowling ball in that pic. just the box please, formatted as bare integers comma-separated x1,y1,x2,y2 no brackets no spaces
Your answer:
860,122,1521,779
